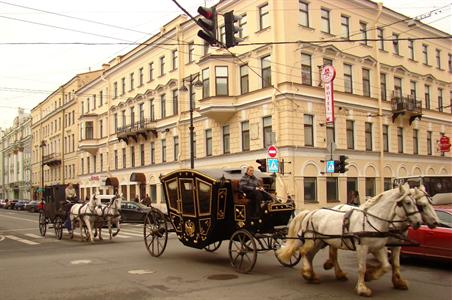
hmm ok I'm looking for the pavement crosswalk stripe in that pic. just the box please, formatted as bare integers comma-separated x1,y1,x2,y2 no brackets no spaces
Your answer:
119,231,142,237
116,235,131,239
24,233,43,239
5,235,39,245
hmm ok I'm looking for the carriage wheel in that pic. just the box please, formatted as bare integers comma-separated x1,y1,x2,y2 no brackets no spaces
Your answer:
38,212,47,236
272,237,301,267
205,240,222,252
144,209,168,257
228,229,257,274
54,216,64,240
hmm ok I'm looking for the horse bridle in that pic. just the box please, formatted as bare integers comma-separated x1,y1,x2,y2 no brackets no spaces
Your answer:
395,194,421,219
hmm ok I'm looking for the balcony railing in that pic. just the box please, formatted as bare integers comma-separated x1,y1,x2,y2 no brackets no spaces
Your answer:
116,118,157,144
42,153,61,166
391,92,422,124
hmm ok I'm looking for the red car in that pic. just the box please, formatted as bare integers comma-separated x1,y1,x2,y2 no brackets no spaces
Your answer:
402,206,452,262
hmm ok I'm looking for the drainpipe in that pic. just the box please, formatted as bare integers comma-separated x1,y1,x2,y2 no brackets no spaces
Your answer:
374,3,384,192
100,74,110,193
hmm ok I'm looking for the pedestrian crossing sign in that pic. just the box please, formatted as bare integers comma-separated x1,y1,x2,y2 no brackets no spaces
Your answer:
267,158,279,173
326,160,335,173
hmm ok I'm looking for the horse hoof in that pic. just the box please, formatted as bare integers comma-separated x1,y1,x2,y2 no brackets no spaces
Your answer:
323,260,334,270
393,279,409,290
336,273,348,281
357,287,372,297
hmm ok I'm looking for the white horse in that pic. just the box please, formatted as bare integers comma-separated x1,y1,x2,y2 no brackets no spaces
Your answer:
322,185,439,289
95,195,122,240
69,194,101,243
277,184,422,297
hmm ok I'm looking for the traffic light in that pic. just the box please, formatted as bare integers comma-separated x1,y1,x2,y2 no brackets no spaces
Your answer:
224,10,242,48
334,160,341,173
256,158,267,172
197,6,218,46
338,155,349,173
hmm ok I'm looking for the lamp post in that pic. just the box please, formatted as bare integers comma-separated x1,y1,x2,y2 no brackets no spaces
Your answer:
40,140,46,200
180,73,203,169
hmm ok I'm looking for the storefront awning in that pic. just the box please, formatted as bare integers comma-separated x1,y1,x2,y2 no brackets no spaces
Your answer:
130,172,146,183
105,177,119,187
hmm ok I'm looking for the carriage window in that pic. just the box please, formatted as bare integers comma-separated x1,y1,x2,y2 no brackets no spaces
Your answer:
197,180,212,216
180,178,196,216
166,179,179,211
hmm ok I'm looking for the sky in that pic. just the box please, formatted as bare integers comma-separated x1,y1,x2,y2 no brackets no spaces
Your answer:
0,0,450,130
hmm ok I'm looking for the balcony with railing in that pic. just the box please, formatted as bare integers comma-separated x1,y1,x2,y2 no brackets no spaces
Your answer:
42,153,61,166
198,95,237,123
116,118,157,144
391,92,422,125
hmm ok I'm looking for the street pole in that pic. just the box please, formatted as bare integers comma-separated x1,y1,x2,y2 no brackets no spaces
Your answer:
40,141,45,200
189,75,194,169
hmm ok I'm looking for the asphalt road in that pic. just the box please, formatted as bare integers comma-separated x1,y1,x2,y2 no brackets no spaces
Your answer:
0,208,451,300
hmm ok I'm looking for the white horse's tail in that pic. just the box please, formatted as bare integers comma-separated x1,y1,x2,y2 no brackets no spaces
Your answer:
277,209,311,263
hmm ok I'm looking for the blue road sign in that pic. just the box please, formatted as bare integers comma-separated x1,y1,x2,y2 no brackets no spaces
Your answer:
326,160,335,173
267,158,279,173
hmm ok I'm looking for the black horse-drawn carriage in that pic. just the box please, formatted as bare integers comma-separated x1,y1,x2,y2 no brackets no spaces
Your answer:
143,169,300,273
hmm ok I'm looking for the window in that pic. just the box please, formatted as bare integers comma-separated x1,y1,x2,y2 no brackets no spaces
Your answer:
239,14,247,38
365,177,376,197
384,178,392,191
394,77,402,99
161,140,166,162
202,68,209,98
304,177,317,203
261,55,271,88
223,125,230,154
383,125,389,152
365,122,372,151
424,84,431,109
263,116,272,148
340,15,349,39
139,103,145,124
377,27,384,50
323,58,333,66
259,3,269,30
326,177,338,202
344,64,353,93
81,101,84,115
449,54,452,72
121,77,125,95
99,119,103,138
422,44,428,65
92,95,96,110
160,56,165,76
219,25,225,44
215,66,228,96
172,50,178,70
427,131,432,155
410,80,417,100
320,8,330,33
188,42,195,63
435,49,441,68
241,121,250,151
438,88,443,112
304,114,314,146
326,125,335,147
139,68,144,86
173,136,179,161
140,144,145,166
408,40,415,60
122,148,126,168
85,121,94,139
359,22,368,45
130,107,135,125
149,62,154,81
362,68,370,97
150,99,155,121
160,94,166,118
240,64,249,94
130,146,135,168
205,129,212,156
114,82,118,98
81,158,84,174
397,127,404,153
413,129,419,154
380,73,387,101
301,53,312,85
150,142,155,164
392,33,399,55
346,120,354,149
172,90,178,115
130,72,134,91
299,1,309,27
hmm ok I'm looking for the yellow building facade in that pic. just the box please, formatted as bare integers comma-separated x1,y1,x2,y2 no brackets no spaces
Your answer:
74,0,450,210
31,71,102,197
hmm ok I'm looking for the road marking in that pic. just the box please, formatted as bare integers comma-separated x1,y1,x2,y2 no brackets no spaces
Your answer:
0,214,37,223
0,235,4,242
24,233,43,239
70,260,92,265
5,235,39,245
116,235,131,239
118,230,142,237
128,269,154,275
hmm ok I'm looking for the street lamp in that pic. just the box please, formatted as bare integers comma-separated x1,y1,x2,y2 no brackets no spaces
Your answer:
179,73,203,169
40,140,46,200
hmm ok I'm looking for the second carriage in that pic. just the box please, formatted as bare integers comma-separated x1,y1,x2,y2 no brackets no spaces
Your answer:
144,168,300,273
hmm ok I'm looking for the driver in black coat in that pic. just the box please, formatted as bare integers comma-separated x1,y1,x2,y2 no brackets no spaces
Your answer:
239,166,269,219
